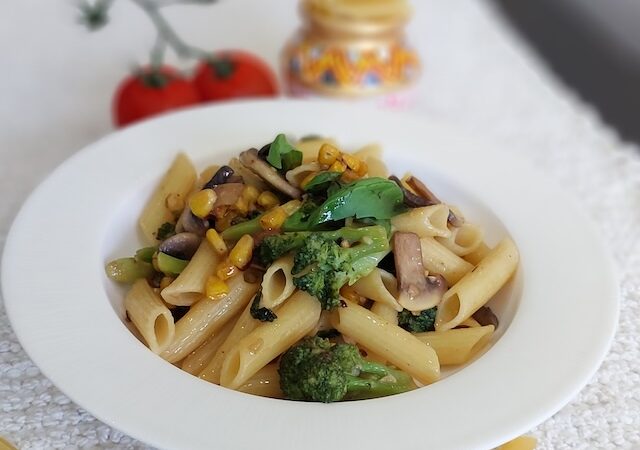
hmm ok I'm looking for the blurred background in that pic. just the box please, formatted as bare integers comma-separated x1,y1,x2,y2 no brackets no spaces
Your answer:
495,0,640,144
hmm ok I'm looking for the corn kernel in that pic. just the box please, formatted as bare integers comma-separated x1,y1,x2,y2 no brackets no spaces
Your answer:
356,159,368,177
242,185,260,203
189,189,217,218
257,191,279,209
229,235,254,269
234,196,249,215
206,229,228,255
318,144,341,165
260,207,288,231
329,160,347,173
165,193,185,214
216,259,239,280
300,171,318,189
341,169,360,183
159,276,174,290
205,275,229,299
341,153,361,172
280,199,302,216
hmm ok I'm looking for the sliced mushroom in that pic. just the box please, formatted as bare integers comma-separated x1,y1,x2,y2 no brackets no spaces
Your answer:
213,183,244,207
393,232,447,312
175,206,208,236
472,306,499,328
203,165,234,189
389,175,436,207
158,232,201,260
239,148,302,199
405,175,463,227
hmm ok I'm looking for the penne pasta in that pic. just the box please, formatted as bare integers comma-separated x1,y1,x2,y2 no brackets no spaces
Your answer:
139,153,196,243
464,242,491,265
459,317,482,328
352,268,402,312
331,300,440,385
160,275,259,363
237,364,283,399
219,291,321,389
370,302,399,325
435,238,519,331
420,237,474,285
161,240,222,306
498,436,538,450
391,205,451,238
415,325,494,365
435,222,484,256
260,255,296,309
125,279,176,354
180,316,237,375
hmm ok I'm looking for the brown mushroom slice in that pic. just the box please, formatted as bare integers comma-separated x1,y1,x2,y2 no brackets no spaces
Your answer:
406,175,464,227
393,232,447,312
388,175,435,208
239,148,302,199
213,183,244,207
472,306,499,328
158,232,201,260
175,205,208,236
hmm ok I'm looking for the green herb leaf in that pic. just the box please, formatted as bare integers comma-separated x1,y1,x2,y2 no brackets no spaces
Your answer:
283,199,319,231
309,178,404,227
250,291,277,322
303,171,342,193
266,134,303,171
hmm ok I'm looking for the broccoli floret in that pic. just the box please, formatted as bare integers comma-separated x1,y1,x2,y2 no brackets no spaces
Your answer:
250,290,277,322
397,307,437,333
257,232,309,266
279,336,415,402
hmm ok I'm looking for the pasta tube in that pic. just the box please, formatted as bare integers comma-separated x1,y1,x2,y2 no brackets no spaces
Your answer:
237,364,282,399
180,316,236,375
391,205,451,238
415,325,494,365
352,268,402,312
435,238,519,331
139,153,196,243
331,300,440,385
464,242,491,265
420,237,474,285
125,279,175,354
435,222,484,256
161,240,222,306
160,275,259,363
219,291,321,389
260,255,296,309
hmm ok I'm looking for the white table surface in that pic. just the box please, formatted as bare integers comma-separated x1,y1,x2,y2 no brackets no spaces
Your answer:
2,1,639,448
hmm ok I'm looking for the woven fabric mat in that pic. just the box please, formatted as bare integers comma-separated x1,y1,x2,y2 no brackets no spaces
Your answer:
1,0,638,448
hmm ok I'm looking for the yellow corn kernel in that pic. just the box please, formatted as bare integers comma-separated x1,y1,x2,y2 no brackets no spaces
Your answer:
234,196,249,215
242,185,260,203
329,160,347,173
341,169,360,183
189,189,217,218
300,171,318,189
206,229,228,255
165,193,185,214
257,191,280,209
318,143,341,165
205,275,229,299
216,259,239,280
356,159,368,177
341,153,361,173
281,199,302,216
229,235,254,269
159,276,174,290
260,207,288,231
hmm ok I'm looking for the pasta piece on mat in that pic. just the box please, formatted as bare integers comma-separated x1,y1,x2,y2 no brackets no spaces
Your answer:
415,325,494,365
436,238,519,331
420,237,474,285
498,436,537,450
331,300,440,385
161,275,259,363
161,240,222,306
220,290,321,389
139,153,196,243
125,279,176,354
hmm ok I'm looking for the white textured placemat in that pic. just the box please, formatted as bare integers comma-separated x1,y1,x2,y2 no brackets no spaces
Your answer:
1,0,638,448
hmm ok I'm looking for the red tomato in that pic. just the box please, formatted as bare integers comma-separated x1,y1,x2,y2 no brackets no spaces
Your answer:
193,51,278,101
113,66,201,127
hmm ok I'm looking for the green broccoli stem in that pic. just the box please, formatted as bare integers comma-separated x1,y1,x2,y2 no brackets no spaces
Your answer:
221,215,263,241
345,371,415,400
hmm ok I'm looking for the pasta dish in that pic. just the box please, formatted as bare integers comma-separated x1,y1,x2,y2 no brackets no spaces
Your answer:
106,134,519,402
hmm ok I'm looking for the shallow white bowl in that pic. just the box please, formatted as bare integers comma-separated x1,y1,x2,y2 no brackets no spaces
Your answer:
1,100,618,450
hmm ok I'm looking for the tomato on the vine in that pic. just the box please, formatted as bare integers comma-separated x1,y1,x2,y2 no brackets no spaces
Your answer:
113,66,201,127
193,51,278,101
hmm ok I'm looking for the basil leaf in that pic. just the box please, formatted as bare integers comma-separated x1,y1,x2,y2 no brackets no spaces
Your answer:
266,134,303,171
303,171,342,193
309,178,404,227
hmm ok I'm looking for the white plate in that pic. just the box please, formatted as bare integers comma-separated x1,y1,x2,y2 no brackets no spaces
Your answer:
1,100,618,450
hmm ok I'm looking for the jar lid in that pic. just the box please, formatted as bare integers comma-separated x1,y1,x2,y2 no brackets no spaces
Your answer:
302,0,411,35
